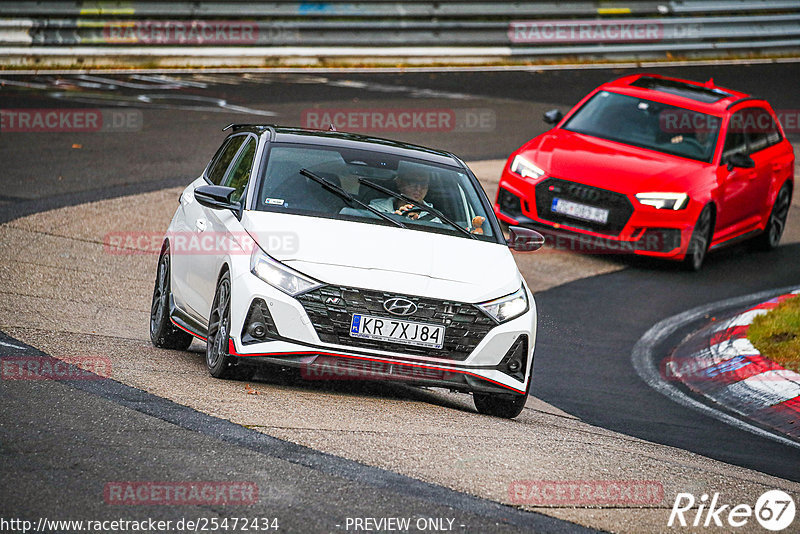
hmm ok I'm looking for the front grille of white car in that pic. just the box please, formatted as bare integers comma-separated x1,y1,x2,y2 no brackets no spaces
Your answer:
296,285,496,361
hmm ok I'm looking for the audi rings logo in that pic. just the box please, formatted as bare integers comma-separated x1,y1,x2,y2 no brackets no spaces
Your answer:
383,297,418,316
568,184,601,202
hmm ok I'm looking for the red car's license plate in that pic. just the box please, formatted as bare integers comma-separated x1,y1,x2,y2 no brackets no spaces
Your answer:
551,197,609,224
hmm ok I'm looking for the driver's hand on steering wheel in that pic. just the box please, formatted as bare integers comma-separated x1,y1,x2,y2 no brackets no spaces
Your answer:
394,203,420,219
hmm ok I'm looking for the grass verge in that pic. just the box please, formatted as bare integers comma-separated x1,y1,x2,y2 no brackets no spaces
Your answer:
748,295,800,373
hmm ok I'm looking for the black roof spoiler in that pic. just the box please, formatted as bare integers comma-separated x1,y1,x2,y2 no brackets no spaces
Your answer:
222,123,268,131
222,124,276,140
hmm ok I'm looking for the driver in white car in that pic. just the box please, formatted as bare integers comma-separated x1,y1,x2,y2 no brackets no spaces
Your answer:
370,170,435,220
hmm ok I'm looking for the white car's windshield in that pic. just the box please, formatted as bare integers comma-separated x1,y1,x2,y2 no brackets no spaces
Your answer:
256,143,497,241
563,91,721,163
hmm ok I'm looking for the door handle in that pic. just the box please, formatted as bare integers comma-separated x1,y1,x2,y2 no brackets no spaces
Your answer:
195,218,207,232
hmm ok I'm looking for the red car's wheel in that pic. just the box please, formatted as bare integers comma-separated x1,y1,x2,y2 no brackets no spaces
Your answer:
751,182,792,251
683,205,713,272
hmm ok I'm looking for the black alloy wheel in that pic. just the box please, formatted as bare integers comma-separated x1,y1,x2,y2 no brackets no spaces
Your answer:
150,247,193,350
206,271,254,380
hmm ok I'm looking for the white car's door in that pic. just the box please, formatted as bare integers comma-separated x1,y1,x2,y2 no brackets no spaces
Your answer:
171,134,247,324
194,135,258,319
170,176,207,319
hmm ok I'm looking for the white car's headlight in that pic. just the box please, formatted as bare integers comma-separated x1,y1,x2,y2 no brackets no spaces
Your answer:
635,192,689,210
478,286,529,323
250,247,323,296
510,155,545,180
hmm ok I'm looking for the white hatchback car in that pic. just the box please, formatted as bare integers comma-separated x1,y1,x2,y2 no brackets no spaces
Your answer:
150,125,544,417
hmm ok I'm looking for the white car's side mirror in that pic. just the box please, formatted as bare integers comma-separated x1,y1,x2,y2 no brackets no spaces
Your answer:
508,226,545,252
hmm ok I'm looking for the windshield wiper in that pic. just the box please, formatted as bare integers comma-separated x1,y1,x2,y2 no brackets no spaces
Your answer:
357,178,477,239
299,169,406,229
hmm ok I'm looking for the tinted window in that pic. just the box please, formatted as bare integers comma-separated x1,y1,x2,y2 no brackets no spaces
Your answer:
563,91,721,162
207,135,246,185
741,108,781,153
221,137,256,203
256,143,496,241
722,110,748,160
723,108,782,159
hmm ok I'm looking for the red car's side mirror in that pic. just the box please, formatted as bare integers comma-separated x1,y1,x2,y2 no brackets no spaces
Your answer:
725,152,755,171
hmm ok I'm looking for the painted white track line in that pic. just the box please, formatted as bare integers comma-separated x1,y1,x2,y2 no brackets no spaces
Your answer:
631,285,800,451
710,308,770,331
0,339,27,350
716,371,800,412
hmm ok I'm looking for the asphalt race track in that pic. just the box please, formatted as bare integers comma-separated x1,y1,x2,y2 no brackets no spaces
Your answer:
1,63,800,532
535,249,800,481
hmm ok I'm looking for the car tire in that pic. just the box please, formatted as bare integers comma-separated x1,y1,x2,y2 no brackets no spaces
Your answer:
751,182,792,251
150,247,194,350
473,390,528,418
683,205,713,272
206,271,255,380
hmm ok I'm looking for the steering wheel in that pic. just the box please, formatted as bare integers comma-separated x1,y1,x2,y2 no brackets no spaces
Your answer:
680,137,706,157
398,205,435,221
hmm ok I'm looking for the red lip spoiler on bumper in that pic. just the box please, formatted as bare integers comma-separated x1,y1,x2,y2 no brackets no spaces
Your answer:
229,340,526,394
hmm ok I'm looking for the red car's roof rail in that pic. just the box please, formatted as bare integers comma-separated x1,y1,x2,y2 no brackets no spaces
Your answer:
725,97,764,110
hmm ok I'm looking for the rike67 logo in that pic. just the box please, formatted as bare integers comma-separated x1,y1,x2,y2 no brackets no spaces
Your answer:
669,490,796,531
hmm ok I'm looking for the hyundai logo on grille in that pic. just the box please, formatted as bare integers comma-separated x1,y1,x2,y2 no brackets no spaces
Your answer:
567,184,600,202
383,297,417,316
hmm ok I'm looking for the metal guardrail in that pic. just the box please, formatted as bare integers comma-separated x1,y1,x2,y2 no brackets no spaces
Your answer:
2,1,799,17
5,14,799,47
0,1,799,65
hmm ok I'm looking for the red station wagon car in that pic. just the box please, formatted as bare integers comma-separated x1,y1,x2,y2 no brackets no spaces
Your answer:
495,74,794,270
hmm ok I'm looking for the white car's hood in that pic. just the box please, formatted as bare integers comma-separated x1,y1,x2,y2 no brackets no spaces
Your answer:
240,211,523,302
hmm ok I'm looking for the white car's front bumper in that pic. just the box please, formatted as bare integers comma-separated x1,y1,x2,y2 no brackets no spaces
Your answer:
227,271,536,395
